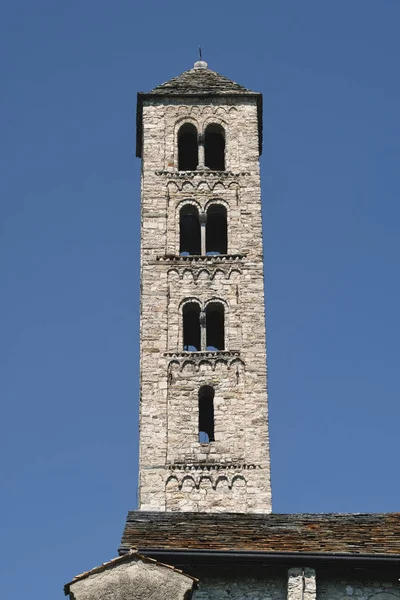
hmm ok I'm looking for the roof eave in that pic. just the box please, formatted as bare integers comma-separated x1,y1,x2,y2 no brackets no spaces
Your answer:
119,547,400,573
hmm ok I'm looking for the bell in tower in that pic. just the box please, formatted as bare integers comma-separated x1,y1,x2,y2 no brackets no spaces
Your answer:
136,59,271,514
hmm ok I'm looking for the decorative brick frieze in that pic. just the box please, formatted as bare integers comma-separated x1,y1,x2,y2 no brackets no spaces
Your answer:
156,254,244,263
155,170,250,178
166,462,261,470
166,353,243,376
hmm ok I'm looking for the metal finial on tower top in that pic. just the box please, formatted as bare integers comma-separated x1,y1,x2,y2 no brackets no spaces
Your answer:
194,46,208,70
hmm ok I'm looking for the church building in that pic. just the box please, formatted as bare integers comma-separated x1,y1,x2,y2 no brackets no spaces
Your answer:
64,60,400,600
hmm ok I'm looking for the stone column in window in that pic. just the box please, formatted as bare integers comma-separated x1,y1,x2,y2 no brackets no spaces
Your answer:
199,309,206,351
199,211,207,256
197,132,205,169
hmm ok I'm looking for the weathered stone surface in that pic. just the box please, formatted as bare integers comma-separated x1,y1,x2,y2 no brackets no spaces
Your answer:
138,66,271,513
192,575,400,600
288,568,316,600
318,580,400,600
178,571,400,600
194,572,286,600
65,553,196,600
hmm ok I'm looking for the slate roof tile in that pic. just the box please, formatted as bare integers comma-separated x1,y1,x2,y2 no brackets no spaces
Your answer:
120,511,400,557
149,66,254,96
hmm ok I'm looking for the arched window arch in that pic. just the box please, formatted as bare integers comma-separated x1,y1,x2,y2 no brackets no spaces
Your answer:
180,204,201,255
183,302,201,351
204,124,225,171
206,204,227,255
198,385,215,443
205,302,225,351
178,123,198,171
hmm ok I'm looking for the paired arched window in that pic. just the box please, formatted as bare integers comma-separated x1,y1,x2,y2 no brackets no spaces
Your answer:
180,205,201,255
205,124,225,171
178,124,198,171
182,301,225,352
183,302,201,352
177,122,225,171
206,204,227,255
179,203,227,256
198,385,215,443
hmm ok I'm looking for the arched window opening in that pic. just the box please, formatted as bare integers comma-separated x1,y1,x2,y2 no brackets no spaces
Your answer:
199,385,215,443
206,303,225,351
206,204,227,255
204,124,225,171
178,124,198,171
183,303,201,351
180,205,201,255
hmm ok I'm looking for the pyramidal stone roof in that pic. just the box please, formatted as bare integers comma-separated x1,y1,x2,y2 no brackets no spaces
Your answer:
149,61,255,96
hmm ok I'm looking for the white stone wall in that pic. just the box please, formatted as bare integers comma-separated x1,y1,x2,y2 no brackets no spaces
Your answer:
138,96,271,512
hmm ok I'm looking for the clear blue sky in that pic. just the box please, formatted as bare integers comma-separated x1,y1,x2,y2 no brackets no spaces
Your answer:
1,1,400,598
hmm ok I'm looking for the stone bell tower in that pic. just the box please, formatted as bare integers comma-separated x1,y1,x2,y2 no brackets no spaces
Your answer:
137,59,271,513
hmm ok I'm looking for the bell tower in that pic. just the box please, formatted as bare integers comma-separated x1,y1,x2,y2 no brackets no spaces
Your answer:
137,59,271,513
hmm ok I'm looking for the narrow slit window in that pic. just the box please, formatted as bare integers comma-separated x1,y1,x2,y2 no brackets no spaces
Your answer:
178,124,198,171
199,385,215,443
206,302,225,351
180,205,201,255
204,124,225,171
183,303,201,351
206,204,227,255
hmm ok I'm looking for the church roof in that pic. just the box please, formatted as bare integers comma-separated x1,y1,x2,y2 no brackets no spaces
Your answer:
120,511,400,564
136,61,263,157
149,63,254,96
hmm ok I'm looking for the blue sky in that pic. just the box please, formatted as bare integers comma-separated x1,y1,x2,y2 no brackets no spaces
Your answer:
1,1,400,598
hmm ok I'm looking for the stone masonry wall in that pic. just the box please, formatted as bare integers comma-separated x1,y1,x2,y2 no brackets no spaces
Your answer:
318,579,400,600
194,571,286,600
192,569,400,600
138,96,271,512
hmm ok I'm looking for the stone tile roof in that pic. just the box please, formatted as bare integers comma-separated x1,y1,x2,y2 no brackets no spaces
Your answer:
149,66,254,96
64,549,198,595
120,511,400,557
